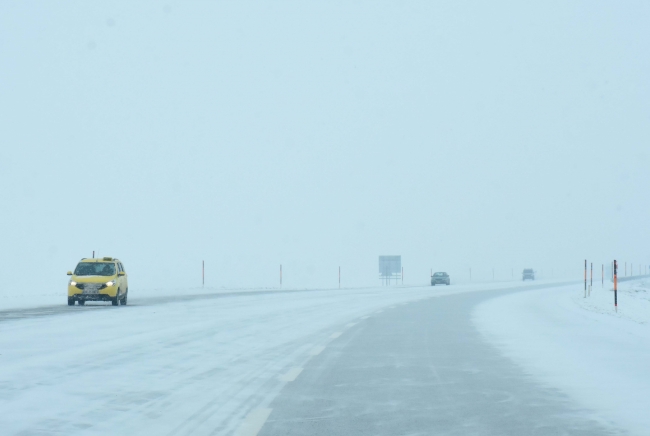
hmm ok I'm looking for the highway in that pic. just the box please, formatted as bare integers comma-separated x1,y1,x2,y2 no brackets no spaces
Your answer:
260,286,616,436
0,281,618,436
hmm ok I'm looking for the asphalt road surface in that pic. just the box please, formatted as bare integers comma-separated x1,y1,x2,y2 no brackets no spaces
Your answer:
0,282,619,436
259,288,617,436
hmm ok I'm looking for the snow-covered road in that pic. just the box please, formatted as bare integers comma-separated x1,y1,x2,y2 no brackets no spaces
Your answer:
1,280,636,435
0,284,485,435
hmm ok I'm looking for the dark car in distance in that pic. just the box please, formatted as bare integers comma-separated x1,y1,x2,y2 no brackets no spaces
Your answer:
431,272,450,286
522,269,535,281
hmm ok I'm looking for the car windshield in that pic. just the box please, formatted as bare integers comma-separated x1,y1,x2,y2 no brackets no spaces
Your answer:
434,272,445,277
74,262,116,276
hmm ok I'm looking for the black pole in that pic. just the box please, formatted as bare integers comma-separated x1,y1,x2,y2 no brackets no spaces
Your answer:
614,260,618,310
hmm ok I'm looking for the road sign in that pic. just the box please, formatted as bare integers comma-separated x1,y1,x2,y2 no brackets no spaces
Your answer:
379,255,401,285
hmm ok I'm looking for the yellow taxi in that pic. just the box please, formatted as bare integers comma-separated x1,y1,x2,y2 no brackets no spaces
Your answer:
67,257,129,306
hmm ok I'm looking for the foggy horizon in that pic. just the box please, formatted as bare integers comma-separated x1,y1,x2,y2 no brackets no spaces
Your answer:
2,2,649,292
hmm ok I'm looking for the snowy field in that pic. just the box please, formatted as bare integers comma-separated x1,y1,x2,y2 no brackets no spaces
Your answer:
1,280,551,436
573,277,650,324
474,278,650,436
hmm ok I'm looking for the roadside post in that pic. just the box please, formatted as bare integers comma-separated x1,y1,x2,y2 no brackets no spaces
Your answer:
584,260,587,297
614,260,618,312
589,263,593,296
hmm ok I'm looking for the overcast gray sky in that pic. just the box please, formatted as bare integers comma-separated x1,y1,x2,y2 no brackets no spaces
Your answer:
1,1,649,292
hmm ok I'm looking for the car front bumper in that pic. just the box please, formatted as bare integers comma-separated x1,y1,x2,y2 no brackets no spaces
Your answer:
68,285,118,298
68,293,117,302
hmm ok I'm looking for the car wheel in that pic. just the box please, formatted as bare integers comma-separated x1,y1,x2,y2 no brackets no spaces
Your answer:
67,298,74,306
112,295,120,306
446,281,450,285
122,290,128,306
78,300,85,306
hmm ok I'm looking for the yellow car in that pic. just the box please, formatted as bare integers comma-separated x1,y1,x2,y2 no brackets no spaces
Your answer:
67,257,129,306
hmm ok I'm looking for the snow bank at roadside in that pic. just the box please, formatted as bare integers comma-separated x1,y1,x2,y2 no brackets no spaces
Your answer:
573,278,650,324
0,286,284,311
473,281,650,435
0,279,567,311
0,292,64,310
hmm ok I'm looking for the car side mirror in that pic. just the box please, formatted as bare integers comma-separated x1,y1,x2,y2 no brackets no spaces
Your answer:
67,271,73,276
118,271,126,276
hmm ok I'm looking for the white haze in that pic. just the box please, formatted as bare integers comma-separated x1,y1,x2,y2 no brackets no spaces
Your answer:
1,1,649,294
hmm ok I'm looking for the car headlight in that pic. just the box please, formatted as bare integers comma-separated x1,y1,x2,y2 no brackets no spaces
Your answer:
70,281,77,286
105,280,115,287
